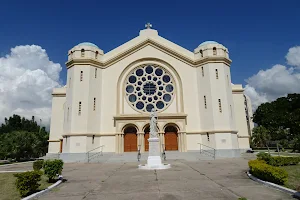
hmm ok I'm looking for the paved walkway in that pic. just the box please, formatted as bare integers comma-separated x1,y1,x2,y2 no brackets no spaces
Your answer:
31,157,295,200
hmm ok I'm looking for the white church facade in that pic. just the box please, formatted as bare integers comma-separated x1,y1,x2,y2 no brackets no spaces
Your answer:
47,25,253,162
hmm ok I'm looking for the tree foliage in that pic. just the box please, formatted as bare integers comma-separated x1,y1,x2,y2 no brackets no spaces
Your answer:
253,93,300,151
0,114,49,160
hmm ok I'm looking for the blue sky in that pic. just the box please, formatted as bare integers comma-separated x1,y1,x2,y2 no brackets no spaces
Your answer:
1,0,299,84
1,0,300,123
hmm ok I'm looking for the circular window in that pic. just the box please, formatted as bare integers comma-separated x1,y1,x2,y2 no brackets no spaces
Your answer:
125,64,175,112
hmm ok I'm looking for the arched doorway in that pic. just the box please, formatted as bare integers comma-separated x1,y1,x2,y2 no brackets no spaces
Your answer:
144,126,150,151
164,125,178,151
124,126,138,152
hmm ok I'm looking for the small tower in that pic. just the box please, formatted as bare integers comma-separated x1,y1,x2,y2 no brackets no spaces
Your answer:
68,42,104,61
63,42,103,154
194,41,229,59
194,41,237,156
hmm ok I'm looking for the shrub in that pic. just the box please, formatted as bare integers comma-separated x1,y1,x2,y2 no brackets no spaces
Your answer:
248,159,288,185
268,156,300,166
14,170,42,197
43,159,64,181
33,160,44,171
256,152,271,162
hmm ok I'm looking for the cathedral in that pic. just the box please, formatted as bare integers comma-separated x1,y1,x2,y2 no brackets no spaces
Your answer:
47,24,253,162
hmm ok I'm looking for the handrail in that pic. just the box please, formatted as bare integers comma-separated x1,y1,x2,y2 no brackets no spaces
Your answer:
198,143,216,159
137,145,141,161
161,144,166,161
87,145,104,163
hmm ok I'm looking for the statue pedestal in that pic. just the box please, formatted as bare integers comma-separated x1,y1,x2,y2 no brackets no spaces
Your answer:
138,137,171,170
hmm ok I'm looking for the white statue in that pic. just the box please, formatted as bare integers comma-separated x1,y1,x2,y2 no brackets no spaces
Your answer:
150,108,158,138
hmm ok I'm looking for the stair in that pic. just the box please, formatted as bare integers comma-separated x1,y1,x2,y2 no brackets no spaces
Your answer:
88,151,214,163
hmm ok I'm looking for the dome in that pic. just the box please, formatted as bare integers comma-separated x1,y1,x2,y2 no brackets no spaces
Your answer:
198,41,219,47
77,42,98,48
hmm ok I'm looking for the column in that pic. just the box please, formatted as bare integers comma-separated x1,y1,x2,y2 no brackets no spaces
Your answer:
141,133,145,153
121,134,124,153
178,132,182,152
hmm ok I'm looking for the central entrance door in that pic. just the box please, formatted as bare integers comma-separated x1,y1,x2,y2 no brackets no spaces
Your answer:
124,126,138,152
164,126,178,151
144,126,150,151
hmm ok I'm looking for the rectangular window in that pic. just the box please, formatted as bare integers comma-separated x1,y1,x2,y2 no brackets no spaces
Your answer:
204,96,207,109
93,98,96,111
218,99,222,113
78,101,82,115
95,68,97,78
80,71,83,81
227,75,229,85
207,132,210,141
201,67,204,77
215,69,219,79
92,135,95,144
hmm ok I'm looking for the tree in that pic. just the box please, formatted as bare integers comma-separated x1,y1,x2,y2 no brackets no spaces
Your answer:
251,126,271,153
0,115,49,160
253,93,300,151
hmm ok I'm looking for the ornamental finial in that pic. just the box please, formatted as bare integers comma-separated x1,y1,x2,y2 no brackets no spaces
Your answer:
145,22,152,29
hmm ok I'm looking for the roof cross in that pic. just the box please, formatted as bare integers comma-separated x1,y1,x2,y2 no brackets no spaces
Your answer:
145,23,152,29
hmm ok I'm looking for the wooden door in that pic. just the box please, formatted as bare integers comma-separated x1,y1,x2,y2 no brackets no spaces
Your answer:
124,133,137,152
59,139,63,153
165,132,178,151
144,133,149,151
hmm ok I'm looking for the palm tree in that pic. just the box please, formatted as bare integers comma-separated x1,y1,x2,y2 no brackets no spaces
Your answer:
251,126,271,154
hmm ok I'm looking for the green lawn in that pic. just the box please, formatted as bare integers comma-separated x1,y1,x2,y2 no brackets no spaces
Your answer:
0,172,53,200
281,165,300,191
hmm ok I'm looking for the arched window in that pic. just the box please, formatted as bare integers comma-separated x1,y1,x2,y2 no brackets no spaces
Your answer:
93,98,96,111
81,49,85,57
207,132,210,141
215,69,219,79
95,68,97,78
201,67,204,77
95,51,98,59
70,51,73,58
92,135,95,144
204,96,207,109
213,47,217,55
200,50,203,57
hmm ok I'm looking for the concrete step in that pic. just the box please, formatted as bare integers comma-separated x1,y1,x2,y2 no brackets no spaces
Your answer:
88,152,215,163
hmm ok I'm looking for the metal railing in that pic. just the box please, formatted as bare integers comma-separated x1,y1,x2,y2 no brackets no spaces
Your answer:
198,143,216,159
137,145,141,162
161,144,166,161
87,145,104,163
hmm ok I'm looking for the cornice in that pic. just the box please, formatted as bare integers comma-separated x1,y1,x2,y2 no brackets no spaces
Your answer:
52,93,66,97
114,113,187,121
65,39,232,69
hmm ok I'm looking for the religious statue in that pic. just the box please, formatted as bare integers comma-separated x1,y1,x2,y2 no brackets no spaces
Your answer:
150,108,158,138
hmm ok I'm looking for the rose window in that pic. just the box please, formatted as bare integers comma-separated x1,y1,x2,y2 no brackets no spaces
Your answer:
125,64,175,112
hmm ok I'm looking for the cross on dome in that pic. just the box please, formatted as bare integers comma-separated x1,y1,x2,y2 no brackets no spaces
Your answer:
145,23,152,29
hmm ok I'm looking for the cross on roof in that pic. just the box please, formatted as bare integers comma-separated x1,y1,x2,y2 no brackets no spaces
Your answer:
145,23,152,29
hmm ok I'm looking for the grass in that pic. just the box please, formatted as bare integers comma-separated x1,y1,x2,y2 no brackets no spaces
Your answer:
0,172,53,200
281,165,300,191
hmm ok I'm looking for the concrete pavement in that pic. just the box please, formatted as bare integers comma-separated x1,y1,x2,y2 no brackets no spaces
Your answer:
32,157,295,200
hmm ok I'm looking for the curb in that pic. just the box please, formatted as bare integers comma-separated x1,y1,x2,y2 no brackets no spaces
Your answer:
0,171,29,173
21,176,64,200
0,161,34,167
247,171,300,199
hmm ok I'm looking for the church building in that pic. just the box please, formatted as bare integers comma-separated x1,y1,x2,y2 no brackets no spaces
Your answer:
47,24,253,162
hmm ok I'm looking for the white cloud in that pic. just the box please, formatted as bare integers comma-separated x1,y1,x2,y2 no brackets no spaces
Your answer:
286,46,300,67
0,45,62,126
245,47,300,110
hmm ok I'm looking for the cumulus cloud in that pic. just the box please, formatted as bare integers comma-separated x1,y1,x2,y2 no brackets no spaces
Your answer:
286,46,300,67
0,45,62,126
245,46,300,110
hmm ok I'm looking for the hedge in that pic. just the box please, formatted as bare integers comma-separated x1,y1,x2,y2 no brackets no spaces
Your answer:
33,160,44,171
43,159,64,181
248,159,288,185
14,170,42,197
257,152,300,166
268,156,300,166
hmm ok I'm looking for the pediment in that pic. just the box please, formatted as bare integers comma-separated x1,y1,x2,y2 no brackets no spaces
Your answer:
66,30,231,68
